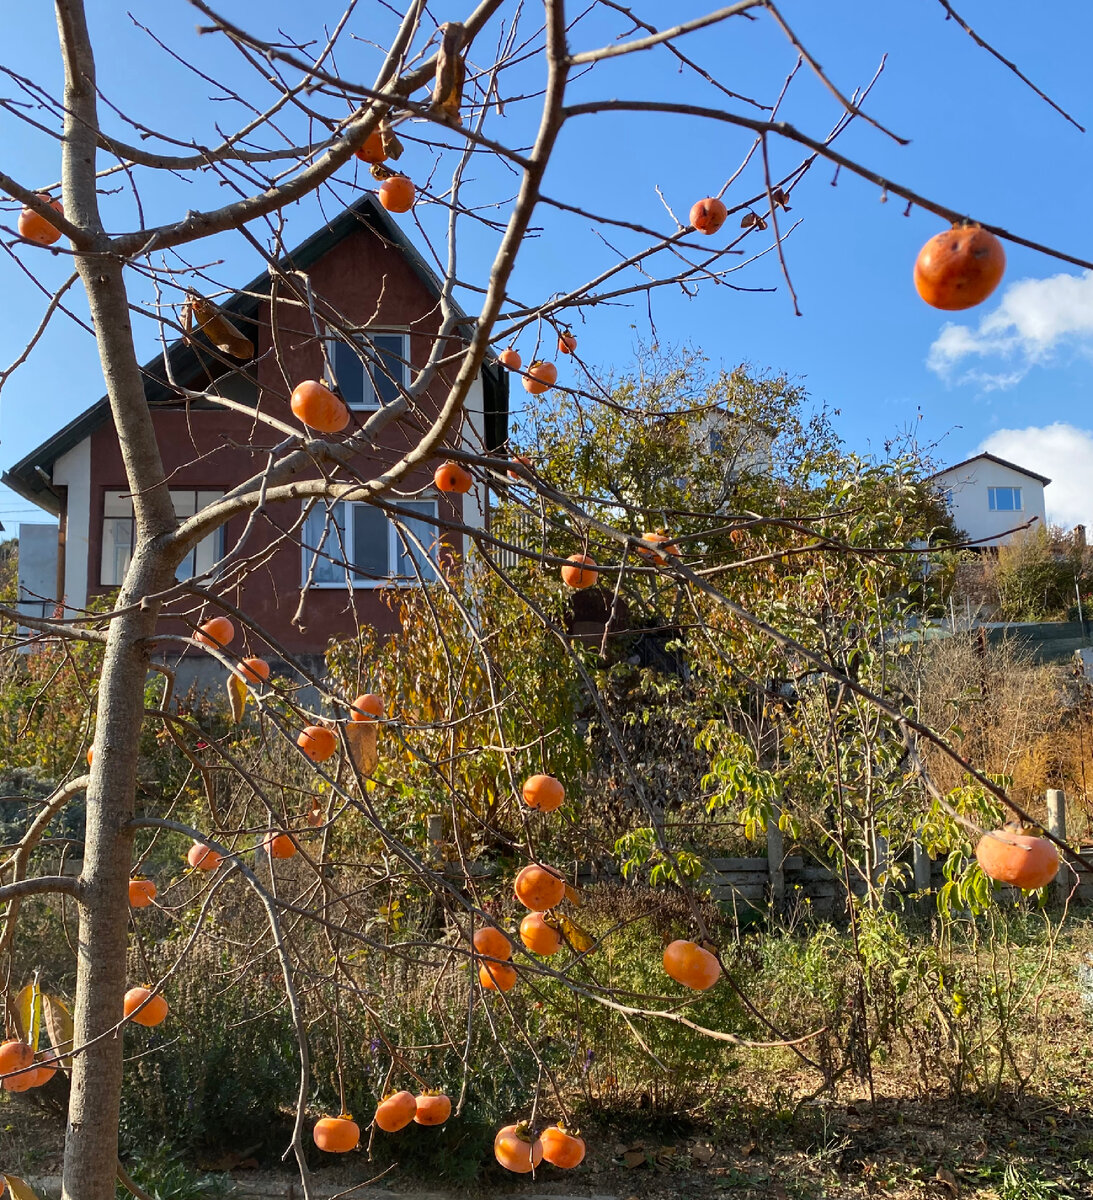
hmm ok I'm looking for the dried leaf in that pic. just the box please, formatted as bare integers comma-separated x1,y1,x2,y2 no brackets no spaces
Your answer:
345,720,378,777
42,993,74,1067
370,162,397,182
379,117,403,161
770,187,791,211
740,211,767,231
622,1150,647,1169
691,1142,714,1164
741,1140,758,1156
935,1166,959,1195
563,882,582,906
184,291,253,360
14,980,41,1051
3,1177,43,1200
555,913,595,954
431,22,466,126
227,673,248,724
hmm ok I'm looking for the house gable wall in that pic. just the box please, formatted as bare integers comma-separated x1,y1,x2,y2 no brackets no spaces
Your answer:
933,457,1047,546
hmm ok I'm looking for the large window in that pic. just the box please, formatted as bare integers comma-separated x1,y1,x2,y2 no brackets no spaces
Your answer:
327,331,408,409
101,490,223,587
301,500,439,587
988,486,1023,512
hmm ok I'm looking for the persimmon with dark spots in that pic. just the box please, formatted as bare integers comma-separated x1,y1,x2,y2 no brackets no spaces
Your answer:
298,724,338,763
379,175,416,213
434,462,473,493
18,196,64,246
914,223,1005,311
313,1114,359,1152
124,987,168,1027
472,925,513,961
514,863,565,910
478,960,517,991
414,1092,452,1125
975,827,1059,889
561,553,597,590
540,1124,586,1168
374,1090,417,1132
519,912,562,956
187,842,222,872
663,939,721,990
690,196,727,235
354,129,387,163
494,1123,543,1173
522,773,565,812
128,878,156,908
522,360,557,395
290,380,350,434
350,693,384,720
195,615,235,649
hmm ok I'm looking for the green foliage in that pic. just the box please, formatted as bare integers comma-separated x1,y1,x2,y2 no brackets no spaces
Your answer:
116,1146,229,1200
992,527,1082,622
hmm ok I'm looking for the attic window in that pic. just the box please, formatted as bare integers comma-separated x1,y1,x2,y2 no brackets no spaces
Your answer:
101,490,223,588
326,331,408,409
300,499,439,588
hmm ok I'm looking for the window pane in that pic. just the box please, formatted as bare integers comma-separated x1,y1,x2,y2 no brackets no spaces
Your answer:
101,516,134,586
394,501,438,582
1012,488,1022,510
331,340,367,409
371,333,406,407
351,504,389,579
302,503,347,584
103,490,133,518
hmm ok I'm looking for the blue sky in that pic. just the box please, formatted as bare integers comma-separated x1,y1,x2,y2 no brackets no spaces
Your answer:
1,1,1091,532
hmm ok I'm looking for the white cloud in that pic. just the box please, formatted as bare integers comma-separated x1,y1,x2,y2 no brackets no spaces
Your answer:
979,423,1093,529
928,270,1093,387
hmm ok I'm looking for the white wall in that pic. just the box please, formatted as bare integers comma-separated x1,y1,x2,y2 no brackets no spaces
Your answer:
933,458,1047,547
52,436,91,613
460,374,487,535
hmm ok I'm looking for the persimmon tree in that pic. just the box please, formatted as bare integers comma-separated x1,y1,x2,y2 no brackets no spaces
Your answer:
0,4,1091,1200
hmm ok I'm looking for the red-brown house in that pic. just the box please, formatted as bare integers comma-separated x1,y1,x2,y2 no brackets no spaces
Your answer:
4,195,508,673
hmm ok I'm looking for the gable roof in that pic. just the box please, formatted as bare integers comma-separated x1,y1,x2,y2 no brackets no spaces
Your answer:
926,452,1051,488
3,194,508,517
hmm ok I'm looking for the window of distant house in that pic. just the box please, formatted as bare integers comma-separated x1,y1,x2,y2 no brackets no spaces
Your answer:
987,486,1023,512
326,331,409,409
101,490,224,587
939,487,954,510
301,500,440,588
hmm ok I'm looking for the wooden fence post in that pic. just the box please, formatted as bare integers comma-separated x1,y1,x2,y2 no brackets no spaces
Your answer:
1046,789,1067,906
767,805,785,913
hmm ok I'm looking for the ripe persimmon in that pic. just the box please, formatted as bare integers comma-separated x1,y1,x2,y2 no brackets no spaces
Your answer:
663,939,721,990
354,129,387,164
522,773,565,812
187,842,222,872
374,1090,417,1132
507,454,532,481
266,832,297,860
494,1123,544,1174
540,1124,586,1168
914,223,1005,311
313,1114,360,1152
558,330,577,355
473,926,513,961
414,1092,452,1125
237,656,271,685
560,553,597,590
18,196,64,246
478,960,517,991
434,462,473,493
519,912,562,957
975,827,1059,890
298,724,338,763
290,380,350,434
379,175,416,213
638,532,679,563
350,693,384,721
86,748,94,766
28,1053,58,1089
0,1041,35,1093
690,197,727,235
514,863,565,911
522,360,557,395
124,986,168,1027
195,615,235,649
499,348,521,370
128,878,156,908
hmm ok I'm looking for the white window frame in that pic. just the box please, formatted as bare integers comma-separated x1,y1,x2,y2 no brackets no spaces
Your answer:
987,486,1023,513
300,499,441,589
101,489,224,587
325,329,409,410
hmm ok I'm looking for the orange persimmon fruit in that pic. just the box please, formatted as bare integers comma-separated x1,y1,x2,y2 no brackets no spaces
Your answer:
560,553,597,590
128,878,157,908
414,1092,452,1125
374,1090,418,1132
478,960,517,991
18,196,64,246
663,939,721,991
379,175,416,213
124,987,168,1027
434,462,473,493
237,656,271,684
187,842,222,872
522,360,557,395
494,1123,544,1173
690,197,727,235
290,380,350,434
540,1124,586,1168
195,615,235,649
521,773,565,812
514,863,565,911
313,1114,359,1152
498,348,521,370
350,693,384,721
914,223,1005,311
519,912,562,957
298,724,338,763
472,926,513,961
975,827,1059,890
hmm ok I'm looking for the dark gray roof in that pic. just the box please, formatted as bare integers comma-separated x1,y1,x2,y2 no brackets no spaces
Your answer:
926,451,1051,488
3,193,508,517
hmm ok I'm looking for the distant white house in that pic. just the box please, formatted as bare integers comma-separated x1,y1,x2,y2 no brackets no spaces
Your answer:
928,452,1050,547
